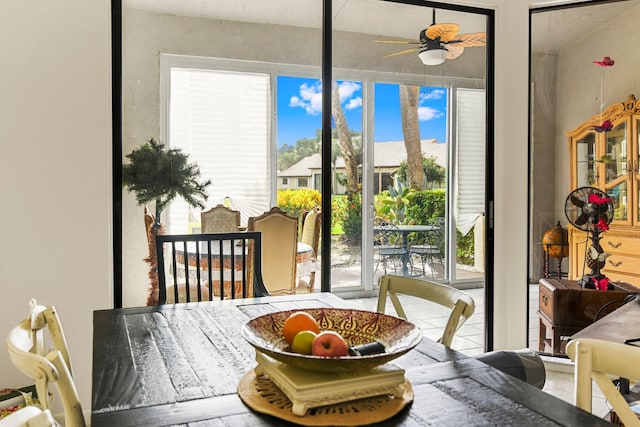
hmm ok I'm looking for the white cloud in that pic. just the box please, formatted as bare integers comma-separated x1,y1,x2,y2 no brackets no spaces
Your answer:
418,106,444,121
289,80,362,115
420,88,446,101
345,97,362,110
338,81,361,101
289,81,323,115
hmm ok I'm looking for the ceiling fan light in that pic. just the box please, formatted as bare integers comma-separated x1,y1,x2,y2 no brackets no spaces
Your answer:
418,48,447,65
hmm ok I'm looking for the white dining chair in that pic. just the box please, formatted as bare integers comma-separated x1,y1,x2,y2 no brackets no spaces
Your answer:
377,274,475,347
566,338,640,427
6,300,85,427
0,406,58,427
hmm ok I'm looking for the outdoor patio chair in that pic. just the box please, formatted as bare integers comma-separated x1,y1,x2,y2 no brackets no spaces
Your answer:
376,274,475,347
409,217,445,278
373,222,407,275
155,231,268,303
6,300,85,427
248,207,299,295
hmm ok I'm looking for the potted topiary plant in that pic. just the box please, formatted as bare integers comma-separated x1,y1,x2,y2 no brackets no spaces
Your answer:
122,137,211,305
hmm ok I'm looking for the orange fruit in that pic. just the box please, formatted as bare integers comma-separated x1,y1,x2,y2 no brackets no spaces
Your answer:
282,311,320,345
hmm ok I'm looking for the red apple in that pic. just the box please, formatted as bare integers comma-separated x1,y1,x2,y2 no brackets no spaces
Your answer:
311,331,349,357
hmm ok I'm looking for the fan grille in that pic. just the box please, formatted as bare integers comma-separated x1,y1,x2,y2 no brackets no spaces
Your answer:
564,186,614,231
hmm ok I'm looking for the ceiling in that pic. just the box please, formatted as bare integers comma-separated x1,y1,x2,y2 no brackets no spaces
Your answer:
124,0,638,54
531,0,640,54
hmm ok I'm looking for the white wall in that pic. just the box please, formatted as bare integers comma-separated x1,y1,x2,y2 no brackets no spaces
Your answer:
0,0,581,415
554,4,640,220
0,0,112,417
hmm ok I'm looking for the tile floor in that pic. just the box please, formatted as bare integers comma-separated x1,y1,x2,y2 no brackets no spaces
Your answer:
344,284,612,420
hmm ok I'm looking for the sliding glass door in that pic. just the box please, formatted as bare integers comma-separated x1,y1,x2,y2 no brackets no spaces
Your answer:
118,0,490,308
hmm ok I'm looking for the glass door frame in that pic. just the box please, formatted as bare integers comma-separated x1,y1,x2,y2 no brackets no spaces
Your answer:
112,0,494,317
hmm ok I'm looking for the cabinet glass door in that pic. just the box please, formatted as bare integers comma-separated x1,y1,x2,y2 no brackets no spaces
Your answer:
575,132,597,186
604,121,629,222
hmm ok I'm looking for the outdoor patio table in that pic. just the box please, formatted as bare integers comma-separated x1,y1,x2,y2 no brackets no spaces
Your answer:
92,292,608,426
374,224,436,276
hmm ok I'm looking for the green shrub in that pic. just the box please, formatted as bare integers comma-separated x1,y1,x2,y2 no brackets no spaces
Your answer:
341,194,362,243
331,196,348,235
457,228,475,265
405,190,445,224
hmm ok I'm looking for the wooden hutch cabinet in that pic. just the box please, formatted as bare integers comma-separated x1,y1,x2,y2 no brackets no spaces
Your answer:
566,94,640,286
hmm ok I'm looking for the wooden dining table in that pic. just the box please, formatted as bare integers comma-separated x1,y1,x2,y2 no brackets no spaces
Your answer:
92,292,609,426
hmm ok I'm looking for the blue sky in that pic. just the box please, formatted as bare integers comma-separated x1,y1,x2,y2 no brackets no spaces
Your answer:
277,76,447,147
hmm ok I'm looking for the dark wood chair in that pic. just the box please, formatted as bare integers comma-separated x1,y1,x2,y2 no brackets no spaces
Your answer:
155,231,268,304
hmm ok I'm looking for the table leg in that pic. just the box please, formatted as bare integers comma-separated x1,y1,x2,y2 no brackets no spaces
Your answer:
402,232,410,276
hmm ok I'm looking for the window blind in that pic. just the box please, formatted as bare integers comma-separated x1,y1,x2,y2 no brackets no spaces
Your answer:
456,88,486,235
168,68,271,231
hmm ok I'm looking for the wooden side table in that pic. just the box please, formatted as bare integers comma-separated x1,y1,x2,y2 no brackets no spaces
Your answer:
538,310,582,354
537,278,636,354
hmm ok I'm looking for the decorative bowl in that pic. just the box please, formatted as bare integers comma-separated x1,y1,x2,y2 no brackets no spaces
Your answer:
241,307,422,373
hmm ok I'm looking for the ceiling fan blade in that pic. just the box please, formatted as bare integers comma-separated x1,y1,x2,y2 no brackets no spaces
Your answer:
445,32,487,47
374,39,421,45
384,47,421,58
445,45,464,60
426,23,460,41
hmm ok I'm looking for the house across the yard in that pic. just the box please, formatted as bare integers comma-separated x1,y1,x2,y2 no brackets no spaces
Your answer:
277,139,446,194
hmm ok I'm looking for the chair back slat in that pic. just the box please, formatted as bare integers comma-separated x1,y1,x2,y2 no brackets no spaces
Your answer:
376,275,475,347
566,338,640,427
155,231,267,305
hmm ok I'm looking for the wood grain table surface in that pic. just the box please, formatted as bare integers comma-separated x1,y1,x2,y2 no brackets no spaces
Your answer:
92,292,609,426
571,296,640,343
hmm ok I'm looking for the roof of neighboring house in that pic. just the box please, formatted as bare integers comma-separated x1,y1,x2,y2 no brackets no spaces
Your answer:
278,139,446,177
279,153,322,177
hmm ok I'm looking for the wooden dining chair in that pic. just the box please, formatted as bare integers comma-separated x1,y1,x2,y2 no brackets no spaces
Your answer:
248,207,298,295
200,204,241,233
297,207,321,291
6,300,85,427
566,338,640,427
155,231,269,304
376,275,475,347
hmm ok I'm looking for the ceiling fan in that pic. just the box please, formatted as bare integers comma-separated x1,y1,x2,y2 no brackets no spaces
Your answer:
374,9,486,65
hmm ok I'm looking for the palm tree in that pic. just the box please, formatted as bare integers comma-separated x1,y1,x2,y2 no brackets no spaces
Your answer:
400,85,426,191
122,138,211,226
332,83,359,201
122,137,211,305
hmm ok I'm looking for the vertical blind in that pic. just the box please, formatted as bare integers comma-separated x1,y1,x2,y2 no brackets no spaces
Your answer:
456,88,486,235
168,68,271,231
